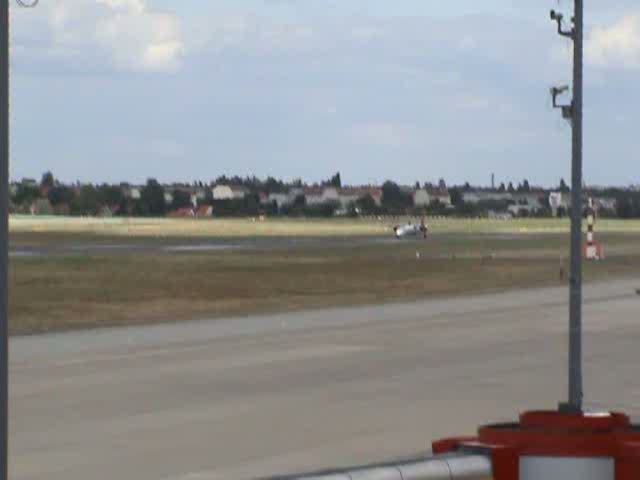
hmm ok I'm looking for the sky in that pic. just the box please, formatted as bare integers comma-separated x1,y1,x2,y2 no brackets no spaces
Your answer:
7,0,640,187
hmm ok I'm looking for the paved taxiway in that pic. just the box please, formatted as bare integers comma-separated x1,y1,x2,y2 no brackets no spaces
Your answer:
9,236,395,257
8,233,560,258
10,278,640,479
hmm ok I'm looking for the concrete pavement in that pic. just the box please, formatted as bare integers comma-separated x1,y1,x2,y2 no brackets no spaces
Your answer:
9,278,640,479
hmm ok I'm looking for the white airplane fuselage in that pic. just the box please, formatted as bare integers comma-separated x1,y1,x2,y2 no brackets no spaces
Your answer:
394,223,427,239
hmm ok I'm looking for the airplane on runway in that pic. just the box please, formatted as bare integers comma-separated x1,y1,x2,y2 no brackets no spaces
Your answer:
393,217,429,239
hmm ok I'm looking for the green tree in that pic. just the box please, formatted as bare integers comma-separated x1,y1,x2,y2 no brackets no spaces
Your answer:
449,187,463,207
40,171,55,188
355,194,377,214
330,172,342,188
171,190,192,210
99,184,125,207
48,186,76,206
617,198,633,219
264,176,285,194
14,185,40,206
381,181,412,211
292,194,306,208
72,185,101,216
244,193,260,215
559,178,570,192
140,179,166,217
426,199,447,215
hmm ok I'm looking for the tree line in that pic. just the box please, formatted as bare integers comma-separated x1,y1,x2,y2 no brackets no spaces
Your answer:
9,171,640,219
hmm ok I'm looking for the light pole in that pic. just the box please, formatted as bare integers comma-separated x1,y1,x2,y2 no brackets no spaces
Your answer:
0,1,9,479
550,0,585,413
1,2,38,478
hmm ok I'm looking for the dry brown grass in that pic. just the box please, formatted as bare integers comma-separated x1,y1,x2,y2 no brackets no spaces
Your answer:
9,216,388,238
10,233,640,335
10,215,640,239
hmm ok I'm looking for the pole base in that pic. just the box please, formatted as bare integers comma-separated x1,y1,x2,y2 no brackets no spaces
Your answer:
434,410,640,480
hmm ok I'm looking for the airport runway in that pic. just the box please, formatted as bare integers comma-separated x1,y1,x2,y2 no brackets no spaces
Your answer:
7,233,548,258
9,236,395,257
9,278,640,479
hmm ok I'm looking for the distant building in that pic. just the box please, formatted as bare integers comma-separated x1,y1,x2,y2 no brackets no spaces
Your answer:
212,185,247,200
212,185,232,200
428,187,452,207
337,188,361,208
304,187,339,206
193,187,207,201
462,191,481,204
593,197,617,214
288,188,304,203
21,178,38,188
462,191,513,204
549,192,570,217
509,192,546,217
412,189,431,207
268,193,291,209
336,187,383,209
513,193,545,208
344,187,383,207
122,186,142,200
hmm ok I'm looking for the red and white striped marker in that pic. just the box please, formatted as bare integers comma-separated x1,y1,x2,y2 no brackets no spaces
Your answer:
584,199,604,260
434,410,640,480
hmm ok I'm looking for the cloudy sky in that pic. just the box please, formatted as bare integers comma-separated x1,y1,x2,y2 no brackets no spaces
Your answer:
8,0,640,186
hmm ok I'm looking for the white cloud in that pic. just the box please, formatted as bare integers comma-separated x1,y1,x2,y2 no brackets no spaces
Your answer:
12,0,184,73
587,13,640,69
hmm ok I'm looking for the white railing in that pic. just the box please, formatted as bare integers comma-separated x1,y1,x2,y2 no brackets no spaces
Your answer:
267,453,493,480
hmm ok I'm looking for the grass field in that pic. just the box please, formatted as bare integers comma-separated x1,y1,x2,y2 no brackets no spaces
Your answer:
10,244,639,336
9,216,640,335
10,215,640,238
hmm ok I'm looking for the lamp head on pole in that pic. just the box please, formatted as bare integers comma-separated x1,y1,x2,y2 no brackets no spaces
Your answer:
16,0,39,7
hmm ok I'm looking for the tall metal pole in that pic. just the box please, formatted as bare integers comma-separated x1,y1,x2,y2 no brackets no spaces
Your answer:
550,0,584,413
568,0,584,413
0,0,8,477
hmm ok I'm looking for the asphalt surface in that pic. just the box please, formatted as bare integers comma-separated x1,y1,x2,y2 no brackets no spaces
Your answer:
7,233,548,257
10,278,640,480
9,236,401,257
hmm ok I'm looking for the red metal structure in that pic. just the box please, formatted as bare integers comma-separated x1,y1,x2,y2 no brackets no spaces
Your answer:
434,410,640,480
